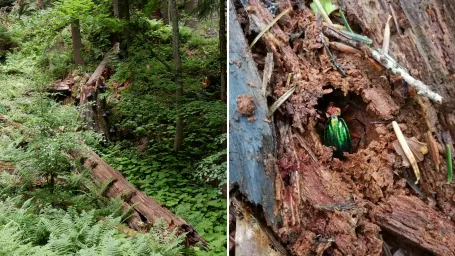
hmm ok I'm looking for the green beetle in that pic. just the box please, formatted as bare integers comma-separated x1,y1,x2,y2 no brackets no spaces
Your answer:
323,103,351,157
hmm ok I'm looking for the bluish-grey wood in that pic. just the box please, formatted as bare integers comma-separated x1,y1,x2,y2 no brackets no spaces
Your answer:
228,0,277,223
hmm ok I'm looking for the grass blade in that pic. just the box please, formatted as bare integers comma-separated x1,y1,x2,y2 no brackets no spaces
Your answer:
250,7,291,48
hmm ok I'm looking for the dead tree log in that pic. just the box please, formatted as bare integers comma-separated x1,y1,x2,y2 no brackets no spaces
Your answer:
80,43,120,141
83,151,207,246
230,0,455,255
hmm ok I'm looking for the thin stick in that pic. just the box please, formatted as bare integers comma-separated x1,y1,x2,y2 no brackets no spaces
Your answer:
369,48,443,103
313,0,333,26
250,7,292,48
329,41,362,54
323,26,442,102
323,23,347,30
322,26,362,49
392,121,420,183
389,4,402,35
320,33,347,77
338,30,373,45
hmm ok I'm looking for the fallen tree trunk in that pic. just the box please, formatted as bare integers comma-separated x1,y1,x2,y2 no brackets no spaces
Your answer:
79,43,120,141
229,0,455,255
83,151,207,246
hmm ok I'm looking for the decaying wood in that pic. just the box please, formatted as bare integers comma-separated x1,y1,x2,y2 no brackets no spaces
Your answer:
231,0,455,255
232,197,286,256
373,195,455,256
83,151,207,246
228,0,278,228
80,43,120,140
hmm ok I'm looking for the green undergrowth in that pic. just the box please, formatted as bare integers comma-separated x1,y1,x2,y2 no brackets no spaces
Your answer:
102,149,227,255
0,194,184,255
0,73,186,255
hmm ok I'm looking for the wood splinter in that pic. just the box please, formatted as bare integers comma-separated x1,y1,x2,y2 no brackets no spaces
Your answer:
392,121,420,183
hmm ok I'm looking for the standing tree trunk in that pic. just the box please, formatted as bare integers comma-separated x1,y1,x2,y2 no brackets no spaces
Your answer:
219,0,226,104
113,0,119,18
71,19,84,66
230,0,455,255
170,0,184,152
115,0,130,52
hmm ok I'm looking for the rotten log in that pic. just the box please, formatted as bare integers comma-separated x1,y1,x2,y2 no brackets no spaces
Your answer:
230,0,455,255
83,151,207,246
80,43,120,141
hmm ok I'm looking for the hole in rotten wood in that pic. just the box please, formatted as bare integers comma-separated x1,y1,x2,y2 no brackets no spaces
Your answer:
315,86,379,158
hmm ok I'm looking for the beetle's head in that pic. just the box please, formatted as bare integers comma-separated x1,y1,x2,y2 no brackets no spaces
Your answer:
326,102,341,117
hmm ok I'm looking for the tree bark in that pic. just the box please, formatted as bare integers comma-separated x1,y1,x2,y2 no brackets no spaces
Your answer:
113,0,119,18
71,19,84,66
229,0,455,255
115,0,130,52
170,0,184,152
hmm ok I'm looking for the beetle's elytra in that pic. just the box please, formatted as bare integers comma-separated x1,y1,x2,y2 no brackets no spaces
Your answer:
324,114,351,157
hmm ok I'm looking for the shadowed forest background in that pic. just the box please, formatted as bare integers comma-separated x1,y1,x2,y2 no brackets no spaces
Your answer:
0,0,226,255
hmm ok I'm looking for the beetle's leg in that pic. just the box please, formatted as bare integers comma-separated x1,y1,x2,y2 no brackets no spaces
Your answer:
316,110,327,130
346,101,364,112
350,132,362,152
341,104,350,113
352,117,367,147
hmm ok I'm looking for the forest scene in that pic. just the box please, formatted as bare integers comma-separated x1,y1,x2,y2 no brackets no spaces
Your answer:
0,0,226,255
230,0,455,255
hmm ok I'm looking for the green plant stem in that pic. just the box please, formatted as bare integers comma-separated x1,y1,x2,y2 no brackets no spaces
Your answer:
339,10,353,32
313,0,333,25
446,144,453,184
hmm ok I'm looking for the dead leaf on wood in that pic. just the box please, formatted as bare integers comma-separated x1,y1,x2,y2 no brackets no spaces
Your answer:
393,136,428,167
